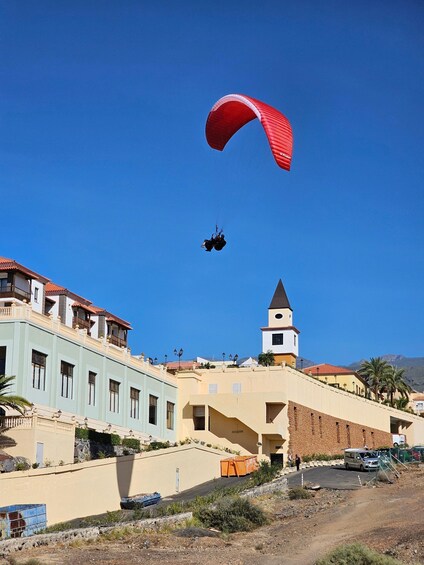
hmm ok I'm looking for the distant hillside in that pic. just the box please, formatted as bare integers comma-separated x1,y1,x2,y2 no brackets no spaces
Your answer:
348,355,424,393
297,355,424,393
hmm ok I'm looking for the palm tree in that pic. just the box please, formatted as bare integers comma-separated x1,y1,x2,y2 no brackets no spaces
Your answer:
379,366,413,406
0,375,32,415
391,367,412,400
358,357,391,401
258,350,275,367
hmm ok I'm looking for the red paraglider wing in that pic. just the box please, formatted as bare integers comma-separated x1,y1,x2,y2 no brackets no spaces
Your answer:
205,94,293,171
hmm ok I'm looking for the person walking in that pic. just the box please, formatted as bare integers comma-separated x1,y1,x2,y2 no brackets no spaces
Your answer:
295,454,301,471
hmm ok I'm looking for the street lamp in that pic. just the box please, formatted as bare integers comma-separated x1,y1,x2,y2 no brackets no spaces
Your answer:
174,348,183,370
229,353,239,366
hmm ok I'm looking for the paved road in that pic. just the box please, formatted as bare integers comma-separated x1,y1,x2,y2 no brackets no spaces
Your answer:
159,464,376,507
287,464,377,490
159,475,251,505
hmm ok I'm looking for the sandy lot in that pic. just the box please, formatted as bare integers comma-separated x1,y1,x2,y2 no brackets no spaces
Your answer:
2,465,424,565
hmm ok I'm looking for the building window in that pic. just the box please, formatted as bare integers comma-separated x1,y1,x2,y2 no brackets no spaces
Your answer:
294,334,297,346
130,387,140,419
371,431,375,448
167,401,175,430
311,413,315,435
232,383,242,394
88,372,96,406
346,424,351,447
34,287,39,303
293,406,298,431
336,422,340,443
149,394,158,425
319,415,323,438
193,405,205,430
60,361,74,399
32,350,47,390
272,333,284,345
0,346,6,376
208,383,218,394
362,428,367,446
109,379,120,413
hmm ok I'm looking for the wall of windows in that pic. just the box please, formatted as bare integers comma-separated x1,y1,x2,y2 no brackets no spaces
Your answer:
0,318,178,442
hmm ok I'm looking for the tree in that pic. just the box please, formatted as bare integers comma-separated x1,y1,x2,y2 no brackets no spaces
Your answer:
358,357,391,401
379,366,412,407
0,375,32,415
258,350,274,367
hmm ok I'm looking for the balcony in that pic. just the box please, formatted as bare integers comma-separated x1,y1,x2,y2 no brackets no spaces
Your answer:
72,316,91,334
0,284,31,302
108,335,127,348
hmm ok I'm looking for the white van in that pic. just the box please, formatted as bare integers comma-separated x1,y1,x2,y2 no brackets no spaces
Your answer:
344,448,379,471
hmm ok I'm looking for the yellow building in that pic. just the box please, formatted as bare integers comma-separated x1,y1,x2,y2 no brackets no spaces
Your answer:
303,363,367,396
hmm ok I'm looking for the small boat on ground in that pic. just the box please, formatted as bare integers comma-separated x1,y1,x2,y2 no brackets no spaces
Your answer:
120,492,161,510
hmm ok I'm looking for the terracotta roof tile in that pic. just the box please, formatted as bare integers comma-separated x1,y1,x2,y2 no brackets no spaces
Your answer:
305,363,354,375
72,301,98,314
0,257,49,283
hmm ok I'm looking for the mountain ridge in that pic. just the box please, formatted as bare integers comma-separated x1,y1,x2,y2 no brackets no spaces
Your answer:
297,355,424,392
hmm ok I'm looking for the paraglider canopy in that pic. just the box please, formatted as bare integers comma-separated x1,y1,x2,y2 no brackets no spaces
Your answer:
205,94,293,171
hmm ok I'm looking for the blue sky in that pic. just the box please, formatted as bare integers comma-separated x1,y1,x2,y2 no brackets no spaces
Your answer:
1,1,423,365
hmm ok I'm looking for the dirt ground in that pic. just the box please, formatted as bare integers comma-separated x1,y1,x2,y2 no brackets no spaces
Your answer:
3,465,424,565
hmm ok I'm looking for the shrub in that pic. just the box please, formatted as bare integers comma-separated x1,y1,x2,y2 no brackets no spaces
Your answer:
145,441,170,451
316,542,404,564
288,487,312,500
155,501,187,516
75,427,89,440
122,438,141,451
15,461,29,471
194,496,266,533
249,460,281,486
111,433,121,446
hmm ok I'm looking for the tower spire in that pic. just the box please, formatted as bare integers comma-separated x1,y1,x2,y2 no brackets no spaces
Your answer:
269,279,292,310
261,278,299,368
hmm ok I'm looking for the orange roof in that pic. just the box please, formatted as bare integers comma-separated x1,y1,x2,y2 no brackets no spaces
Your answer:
46,282,92,305
45,282,65,293
72,301,99,314
305,363,354,375
0,257,49,283
91,307,132,329
47,284,132,328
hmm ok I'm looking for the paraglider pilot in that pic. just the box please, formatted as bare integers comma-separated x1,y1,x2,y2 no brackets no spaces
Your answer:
202,226,227,252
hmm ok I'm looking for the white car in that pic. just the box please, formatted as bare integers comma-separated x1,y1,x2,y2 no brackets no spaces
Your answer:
344,448,380,471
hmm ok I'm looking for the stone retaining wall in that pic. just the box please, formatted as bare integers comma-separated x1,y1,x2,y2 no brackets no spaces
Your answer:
0,513,193,557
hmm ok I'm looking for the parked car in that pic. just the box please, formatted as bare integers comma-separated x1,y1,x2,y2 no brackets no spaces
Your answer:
344,448,379,471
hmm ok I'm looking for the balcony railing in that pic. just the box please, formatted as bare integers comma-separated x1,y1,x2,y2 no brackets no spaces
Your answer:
0,284,31,302
0,416,32,431
108,335,127,348
72,317,91,334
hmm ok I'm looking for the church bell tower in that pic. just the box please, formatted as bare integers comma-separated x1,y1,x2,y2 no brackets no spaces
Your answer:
261,279,299,367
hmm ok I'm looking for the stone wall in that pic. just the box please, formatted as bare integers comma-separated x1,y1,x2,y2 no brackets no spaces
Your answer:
288,401,392,457
74,438,139,463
